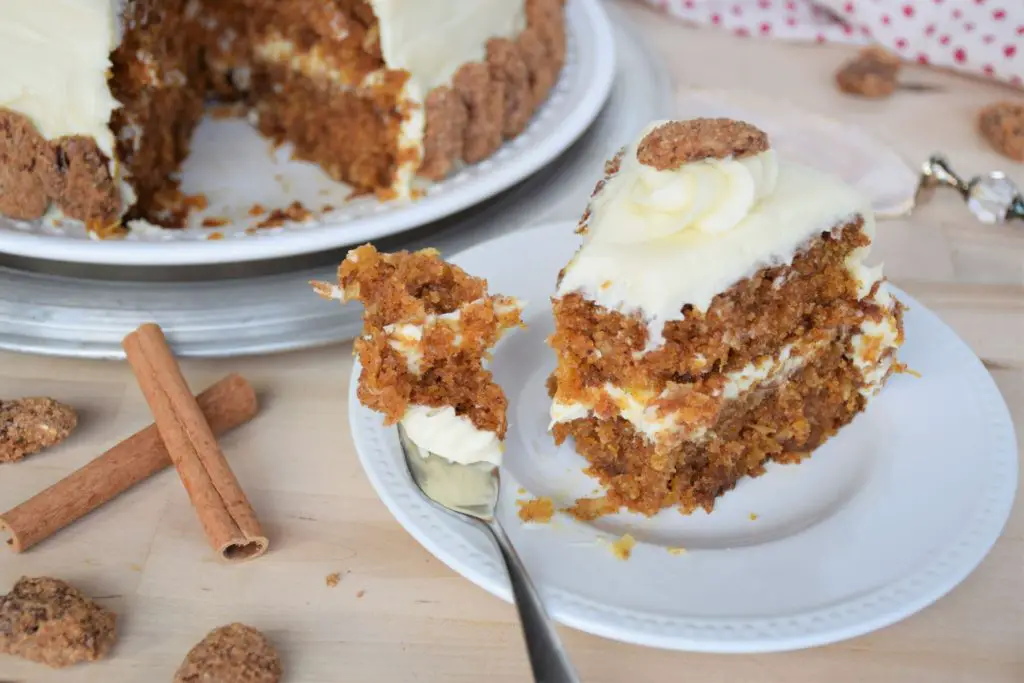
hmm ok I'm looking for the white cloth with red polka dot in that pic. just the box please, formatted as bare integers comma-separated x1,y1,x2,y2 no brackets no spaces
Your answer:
644,0,1023,87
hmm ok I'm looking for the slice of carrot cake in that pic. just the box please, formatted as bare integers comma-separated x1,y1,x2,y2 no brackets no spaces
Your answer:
549,118,905,516
316,244,523,464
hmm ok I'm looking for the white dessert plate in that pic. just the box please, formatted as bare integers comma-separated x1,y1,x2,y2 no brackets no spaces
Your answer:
349,220,1018,653
0,0,613,267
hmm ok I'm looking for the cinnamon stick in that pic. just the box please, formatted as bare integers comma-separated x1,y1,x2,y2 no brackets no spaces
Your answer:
0,374,257,553
123,324,268,562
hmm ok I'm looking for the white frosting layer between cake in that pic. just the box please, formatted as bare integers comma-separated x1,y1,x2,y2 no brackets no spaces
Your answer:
0,0,122,158
550,339,824,445
850,286,902,397
557,121,877,347
401,405,503,466
549,285,902,444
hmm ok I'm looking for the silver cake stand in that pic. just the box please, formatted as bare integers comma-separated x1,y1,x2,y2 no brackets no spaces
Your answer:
0,4,671,360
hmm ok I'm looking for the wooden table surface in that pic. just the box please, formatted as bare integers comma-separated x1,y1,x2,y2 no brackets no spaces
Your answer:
1,3,1022,681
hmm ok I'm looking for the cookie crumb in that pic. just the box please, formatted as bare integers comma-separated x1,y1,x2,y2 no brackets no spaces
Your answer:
836,46,901,98
516,497,555,523
0,397,78,463
254,201,313,230
667,547,687,556
174,623,281,683
325,572,341,588
749,512,759,521
636,119,770,170
609,533,636,561
0,577,117,668
201,216,228,228
978,101,1024,162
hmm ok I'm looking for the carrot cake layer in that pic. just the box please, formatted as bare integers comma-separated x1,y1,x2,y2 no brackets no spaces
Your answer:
0,0,567,230
549,118,904,516
315,244,523,465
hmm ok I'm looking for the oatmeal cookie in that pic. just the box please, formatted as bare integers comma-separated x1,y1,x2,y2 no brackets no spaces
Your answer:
454,62,506,164
0,110,58,220
0,397,78,463
835,46,901,98
174,623,282,683
978,101,1024,162
0,577,116,668
636,119,770,170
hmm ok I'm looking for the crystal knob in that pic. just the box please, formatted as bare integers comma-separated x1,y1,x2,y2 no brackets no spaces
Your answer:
918,155,1023,224
966,173,1022,224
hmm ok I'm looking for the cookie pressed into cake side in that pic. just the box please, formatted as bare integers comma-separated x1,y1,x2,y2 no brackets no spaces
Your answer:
0,0,567,231
549,118,905,516
315,244,524,466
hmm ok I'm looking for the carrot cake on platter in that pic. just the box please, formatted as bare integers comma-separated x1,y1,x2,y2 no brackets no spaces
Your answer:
315,244,524,465
549,118,905,516
0,0,566,232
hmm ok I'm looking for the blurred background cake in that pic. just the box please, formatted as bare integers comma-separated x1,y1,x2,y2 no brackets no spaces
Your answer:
548,118,905,516
0,0,566,231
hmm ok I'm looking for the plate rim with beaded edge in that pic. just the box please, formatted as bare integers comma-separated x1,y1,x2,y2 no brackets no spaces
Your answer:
348,220,1019,653
0,0,614,267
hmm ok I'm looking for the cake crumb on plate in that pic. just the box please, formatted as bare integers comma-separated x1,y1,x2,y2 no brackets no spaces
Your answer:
517,497,555,523
609,534,636,561
325,572,341,588
564,495,619,521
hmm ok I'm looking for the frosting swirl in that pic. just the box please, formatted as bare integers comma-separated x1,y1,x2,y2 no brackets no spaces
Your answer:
586,143,779,245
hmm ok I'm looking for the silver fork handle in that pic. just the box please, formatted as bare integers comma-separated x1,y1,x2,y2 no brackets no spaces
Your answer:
484,518,581,683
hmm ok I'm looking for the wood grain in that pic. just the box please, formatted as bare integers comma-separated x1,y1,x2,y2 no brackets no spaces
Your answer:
0,3,1021,681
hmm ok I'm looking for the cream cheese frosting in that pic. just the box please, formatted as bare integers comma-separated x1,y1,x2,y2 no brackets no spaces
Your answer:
556,120,877,347
401,405,503,466
369,0,526,94
0,0,122,158
849,287,902,397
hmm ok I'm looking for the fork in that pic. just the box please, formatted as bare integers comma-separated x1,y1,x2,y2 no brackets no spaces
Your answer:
397,424,580,683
